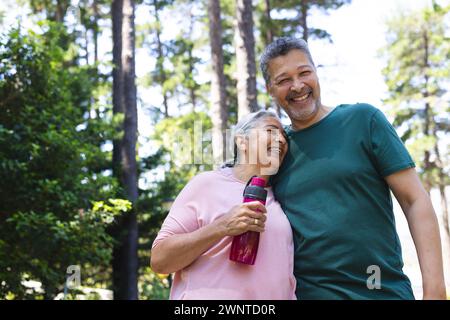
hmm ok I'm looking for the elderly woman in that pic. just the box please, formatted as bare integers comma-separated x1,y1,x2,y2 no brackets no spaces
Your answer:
151,110,296,300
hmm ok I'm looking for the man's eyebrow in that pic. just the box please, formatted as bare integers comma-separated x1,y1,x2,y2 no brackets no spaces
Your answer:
273,65,312,81
297,64,311,70
274,73,288,81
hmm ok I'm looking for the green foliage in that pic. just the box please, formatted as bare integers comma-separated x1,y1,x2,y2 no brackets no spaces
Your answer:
380,3,450,186
153,111,213,168
139,267,170,300
138,0,209,119
92,198,132,223
264,0,351,42
0,22,121,299
1,201,124,299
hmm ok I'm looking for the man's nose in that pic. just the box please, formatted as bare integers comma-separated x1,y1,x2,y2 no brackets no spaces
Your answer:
290,77,304,92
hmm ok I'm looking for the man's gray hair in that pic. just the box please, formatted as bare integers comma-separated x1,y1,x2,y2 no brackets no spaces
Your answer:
260,37,315,85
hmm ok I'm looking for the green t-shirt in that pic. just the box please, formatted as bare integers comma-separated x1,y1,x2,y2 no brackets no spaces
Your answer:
272,103,415,300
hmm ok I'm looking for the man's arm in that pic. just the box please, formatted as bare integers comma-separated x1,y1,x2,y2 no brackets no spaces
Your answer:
385,168,446,299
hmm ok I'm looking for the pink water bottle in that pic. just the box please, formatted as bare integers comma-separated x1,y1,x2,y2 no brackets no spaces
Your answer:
229,176,268,265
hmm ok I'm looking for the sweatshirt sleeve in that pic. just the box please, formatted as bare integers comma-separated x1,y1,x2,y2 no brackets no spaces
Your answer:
152,173,206,249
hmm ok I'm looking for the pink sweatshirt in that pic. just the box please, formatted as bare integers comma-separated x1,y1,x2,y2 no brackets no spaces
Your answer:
152,167,296,300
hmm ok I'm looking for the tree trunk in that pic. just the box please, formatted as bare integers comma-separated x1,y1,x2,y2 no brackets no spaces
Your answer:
263,0,273,46
263,0,279,116
111,0,139,300
300,0,308,42
153,0,169,118
433,127,450,241
93,0,99,64
422,111,432,193
187,10,197,112
55,0,65,23
84,25,90,65
188,47,197,113
234,0,258,120
439,184,450,240
88,0,99,120
422,30,432,194
112,0,123,176
208,0,228,165
121,0,139,300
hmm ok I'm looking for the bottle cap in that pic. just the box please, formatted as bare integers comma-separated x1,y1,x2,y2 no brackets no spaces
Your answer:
243,176,267,201
250,177,266,187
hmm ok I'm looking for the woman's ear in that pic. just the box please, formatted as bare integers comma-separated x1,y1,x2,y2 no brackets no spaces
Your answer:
235,135,247,152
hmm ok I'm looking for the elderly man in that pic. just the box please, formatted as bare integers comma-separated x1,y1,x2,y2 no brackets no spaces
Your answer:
261,37,446,299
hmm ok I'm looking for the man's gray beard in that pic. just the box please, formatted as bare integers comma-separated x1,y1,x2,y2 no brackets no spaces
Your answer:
280,99,321,123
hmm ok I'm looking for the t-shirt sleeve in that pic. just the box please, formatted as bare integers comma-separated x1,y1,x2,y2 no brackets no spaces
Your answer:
370,109,415,177
151,175,203,249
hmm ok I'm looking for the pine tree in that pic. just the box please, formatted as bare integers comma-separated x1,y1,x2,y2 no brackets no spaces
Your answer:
381,2,450,240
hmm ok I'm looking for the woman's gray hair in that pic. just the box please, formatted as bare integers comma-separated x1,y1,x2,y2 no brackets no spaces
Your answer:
222,109,280,168
260,37,315,85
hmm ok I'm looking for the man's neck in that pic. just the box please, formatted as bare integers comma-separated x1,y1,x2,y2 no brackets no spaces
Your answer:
291,104,333,131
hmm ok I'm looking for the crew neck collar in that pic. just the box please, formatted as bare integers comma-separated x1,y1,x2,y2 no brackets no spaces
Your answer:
218,166,272,189
287,105,342,134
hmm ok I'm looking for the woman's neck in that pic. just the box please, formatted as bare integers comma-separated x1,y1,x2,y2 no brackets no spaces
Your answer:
232,164,269,185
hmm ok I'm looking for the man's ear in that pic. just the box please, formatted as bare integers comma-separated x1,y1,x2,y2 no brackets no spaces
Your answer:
266,83,274,98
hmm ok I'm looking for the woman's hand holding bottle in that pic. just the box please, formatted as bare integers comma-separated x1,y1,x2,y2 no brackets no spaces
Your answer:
216,201,267,237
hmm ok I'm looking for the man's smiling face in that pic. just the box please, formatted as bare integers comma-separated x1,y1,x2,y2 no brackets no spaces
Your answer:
266,49,322,124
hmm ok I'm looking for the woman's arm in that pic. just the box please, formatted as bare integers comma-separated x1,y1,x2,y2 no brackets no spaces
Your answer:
151,201,267,274
386,168,446,299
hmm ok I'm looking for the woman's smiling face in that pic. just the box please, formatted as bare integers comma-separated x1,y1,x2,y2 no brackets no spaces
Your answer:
236,116,288,176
